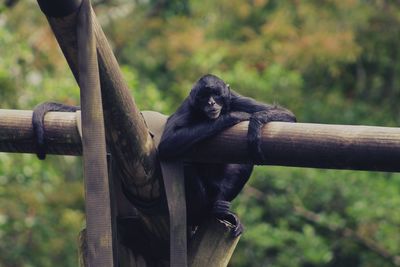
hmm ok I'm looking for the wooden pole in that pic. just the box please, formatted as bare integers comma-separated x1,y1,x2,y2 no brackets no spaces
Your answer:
36,0,169,251
0,109,80,156
187,121,400,172
188,220,240,267
37,0,160,202
1,109,400,172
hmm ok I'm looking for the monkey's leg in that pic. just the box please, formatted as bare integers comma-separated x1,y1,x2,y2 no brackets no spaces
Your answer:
210,164,253,237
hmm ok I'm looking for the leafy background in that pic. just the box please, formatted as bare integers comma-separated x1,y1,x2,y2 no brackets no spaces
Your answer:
0,0,400,266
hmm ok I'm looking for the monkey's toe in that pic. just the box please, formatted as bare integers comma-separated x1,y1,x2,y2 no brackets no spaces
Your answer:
217,212,244,237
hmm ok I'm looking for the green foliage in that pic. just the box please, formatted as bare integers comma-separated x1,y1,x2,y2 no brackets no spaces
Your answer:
0,154,83,267
1,0,400,266
233,167,400,267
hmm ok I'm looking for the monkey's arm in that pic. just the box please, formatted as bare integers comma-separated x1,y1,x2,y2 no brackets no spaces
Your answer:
229,92,297,163
230,93,274,113
158,112,250,159
32,102,80,159
247,108,296,164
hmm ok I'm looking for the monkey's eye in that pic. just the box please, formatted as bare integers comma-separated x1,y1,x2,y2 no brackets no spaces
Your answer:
197,96,210,106
213,94,224,103
198,95,209,102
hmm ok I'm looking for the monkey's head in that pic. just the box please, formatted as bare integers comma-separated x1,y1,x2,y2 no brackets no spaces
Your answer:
189,74,231,120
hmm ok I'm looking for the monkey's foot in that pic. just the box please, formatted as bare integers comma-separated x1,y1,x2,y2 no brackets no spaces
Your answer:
218,212,243,237
212,200,244,237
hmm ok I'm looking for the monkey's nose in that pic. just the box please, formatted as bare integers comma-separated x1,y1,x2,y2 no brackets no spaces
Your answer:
208,97,216,106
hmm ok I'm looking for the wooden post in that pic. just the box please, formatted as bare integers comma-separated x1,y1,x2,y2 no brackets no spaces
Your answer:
36,1,169,261
188,220,240,267
37,0,161,202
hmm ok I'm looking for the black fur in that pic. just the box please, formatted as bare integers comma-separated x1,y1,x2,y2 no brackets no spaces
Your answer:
159,74,296,236
32,102,80,159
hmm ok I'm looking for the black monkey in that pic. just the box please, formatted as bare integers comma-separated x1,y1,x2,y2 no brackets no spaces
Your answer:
32,102,80,159
158,74,296,236
31,74,295,237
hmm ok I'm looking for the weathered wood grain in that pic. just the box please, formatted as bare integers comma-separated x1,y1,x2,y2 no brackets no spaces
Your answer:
1,109,399,172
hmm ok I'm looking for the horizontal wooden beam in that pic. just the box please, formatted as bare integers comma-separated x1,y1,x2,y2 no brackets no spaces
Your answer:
1,109,399,172
0,109,81,156
187,121,400,172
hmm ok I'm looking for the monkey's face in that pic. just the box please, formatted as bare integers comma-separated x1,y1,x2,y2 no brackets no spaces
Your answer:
190,74,230,119
202,94,223,119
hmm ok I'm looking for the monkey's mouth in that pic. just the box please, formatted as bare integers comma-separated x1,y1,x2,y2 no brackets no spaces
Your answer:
206,109,221,119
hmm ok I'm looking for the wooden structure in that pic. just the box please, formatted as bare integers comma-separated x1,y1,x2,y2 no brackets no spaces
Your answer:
0,0,399,266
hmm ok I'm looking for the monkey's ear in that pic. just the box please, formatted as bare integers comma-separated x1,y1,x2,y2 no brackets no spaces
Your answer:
226,84,231,98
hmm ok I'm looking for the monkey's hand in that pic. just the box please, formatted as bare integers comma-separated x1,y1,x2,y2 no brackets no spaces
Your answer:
247,111,270,164
212,200,244,237
247,109,296,164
